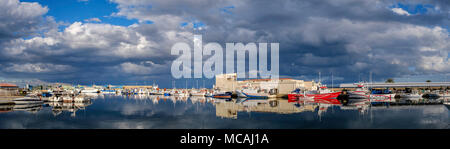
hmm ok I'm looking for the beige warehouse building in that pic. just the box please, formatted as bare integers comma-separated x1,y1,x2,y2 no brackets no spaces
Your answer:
214,73,320,97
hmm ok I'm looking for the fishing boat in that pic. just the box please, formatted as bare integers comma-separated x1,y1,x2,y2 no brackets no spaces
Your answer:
213,92,233,99
13,96,43,105
422,93,440,99
305,86,341,99
288,88,304,100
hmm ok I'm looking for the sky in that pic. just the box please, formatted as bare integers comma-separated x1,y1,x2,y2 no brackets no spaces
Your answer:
0,0,449,88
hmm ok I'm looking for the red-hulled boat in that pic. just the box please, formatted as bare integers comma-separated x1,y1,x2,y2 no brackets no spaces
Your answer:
213,92,233,99
288,86,341,100
288,88,304,100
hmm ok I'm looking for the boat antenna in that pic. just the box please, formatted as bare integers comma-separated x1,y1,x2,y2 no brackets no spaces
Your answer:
331,71,334,90
319,71,321,85
369,71,372,89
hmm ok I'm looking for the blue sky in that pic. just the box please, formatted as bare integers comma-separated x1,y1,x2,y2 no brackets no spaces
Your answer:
22,0,138,26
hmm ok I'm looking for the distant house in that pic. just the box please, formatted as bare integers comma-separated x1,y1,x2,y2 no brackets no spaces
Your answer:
0,83,19,96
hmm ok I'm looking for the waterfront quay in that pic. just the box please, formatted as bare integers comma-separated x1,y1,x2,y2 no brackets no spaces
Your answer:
0,74,449,106
0,77,449,129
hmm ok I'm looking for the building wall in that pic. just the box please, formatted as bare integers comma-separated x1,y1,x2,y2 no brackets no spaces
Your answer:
215,73,239,91
0,88,19,96
215,74,320,96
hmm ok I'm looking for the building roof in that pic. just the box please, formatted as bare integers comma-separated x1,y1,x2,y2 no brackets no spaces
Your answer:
243,78,293,82
0,83,18,87
340,82,450,88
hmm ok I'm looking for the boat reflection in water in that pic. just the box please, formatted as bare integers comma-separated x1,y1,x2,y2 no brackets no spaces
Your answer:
213,98,318,119
89,94,449,119
0,104,43,114
46,101,93,117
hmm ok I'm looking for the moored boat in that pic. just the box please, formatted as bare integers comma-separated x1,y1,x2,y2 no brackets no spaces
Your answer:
306,86,341,100
236,87,277,99
190,89,206,96
288,88,304,100
398,93,422,98
62,96,74,103
13,96,43,105
48,96,63,102
74,95,90,102
213,92,233,99
367,89,396,99
81,88,99,93
101,89,116,94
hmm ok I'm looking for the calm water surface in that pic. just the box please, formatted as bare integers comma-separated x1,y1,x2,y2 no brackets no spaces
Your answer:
0,94,449,129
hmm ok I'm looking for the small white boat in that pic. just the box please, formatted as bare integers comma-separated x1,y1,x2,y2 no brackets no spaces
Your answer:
369,93,396,99
13,96,44,105
48,96,63,102
398,93,422,98
190,90,206,96
237,88,276,99
62,96,74,103
81,88,99,93
74,95,90,103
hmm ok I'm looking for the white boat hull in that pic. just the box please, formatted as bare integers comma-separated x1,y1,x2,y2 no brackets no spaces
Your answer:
369,93,396,99
13,97,44,105
399,94,422,98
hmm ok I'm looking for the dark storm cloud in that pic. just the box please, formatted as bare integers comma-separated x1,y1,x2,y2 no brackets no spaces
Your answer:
0,0,48,41
111,0,448,82
0,0,448,85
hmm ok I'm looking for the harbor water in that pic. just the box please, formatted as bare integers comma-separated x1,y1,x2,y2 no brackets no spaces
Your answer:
0,94,449,129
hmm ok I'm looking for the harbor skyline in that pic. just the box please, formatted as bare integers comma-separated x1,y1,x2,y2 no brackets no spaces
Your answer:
1,0,450,146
